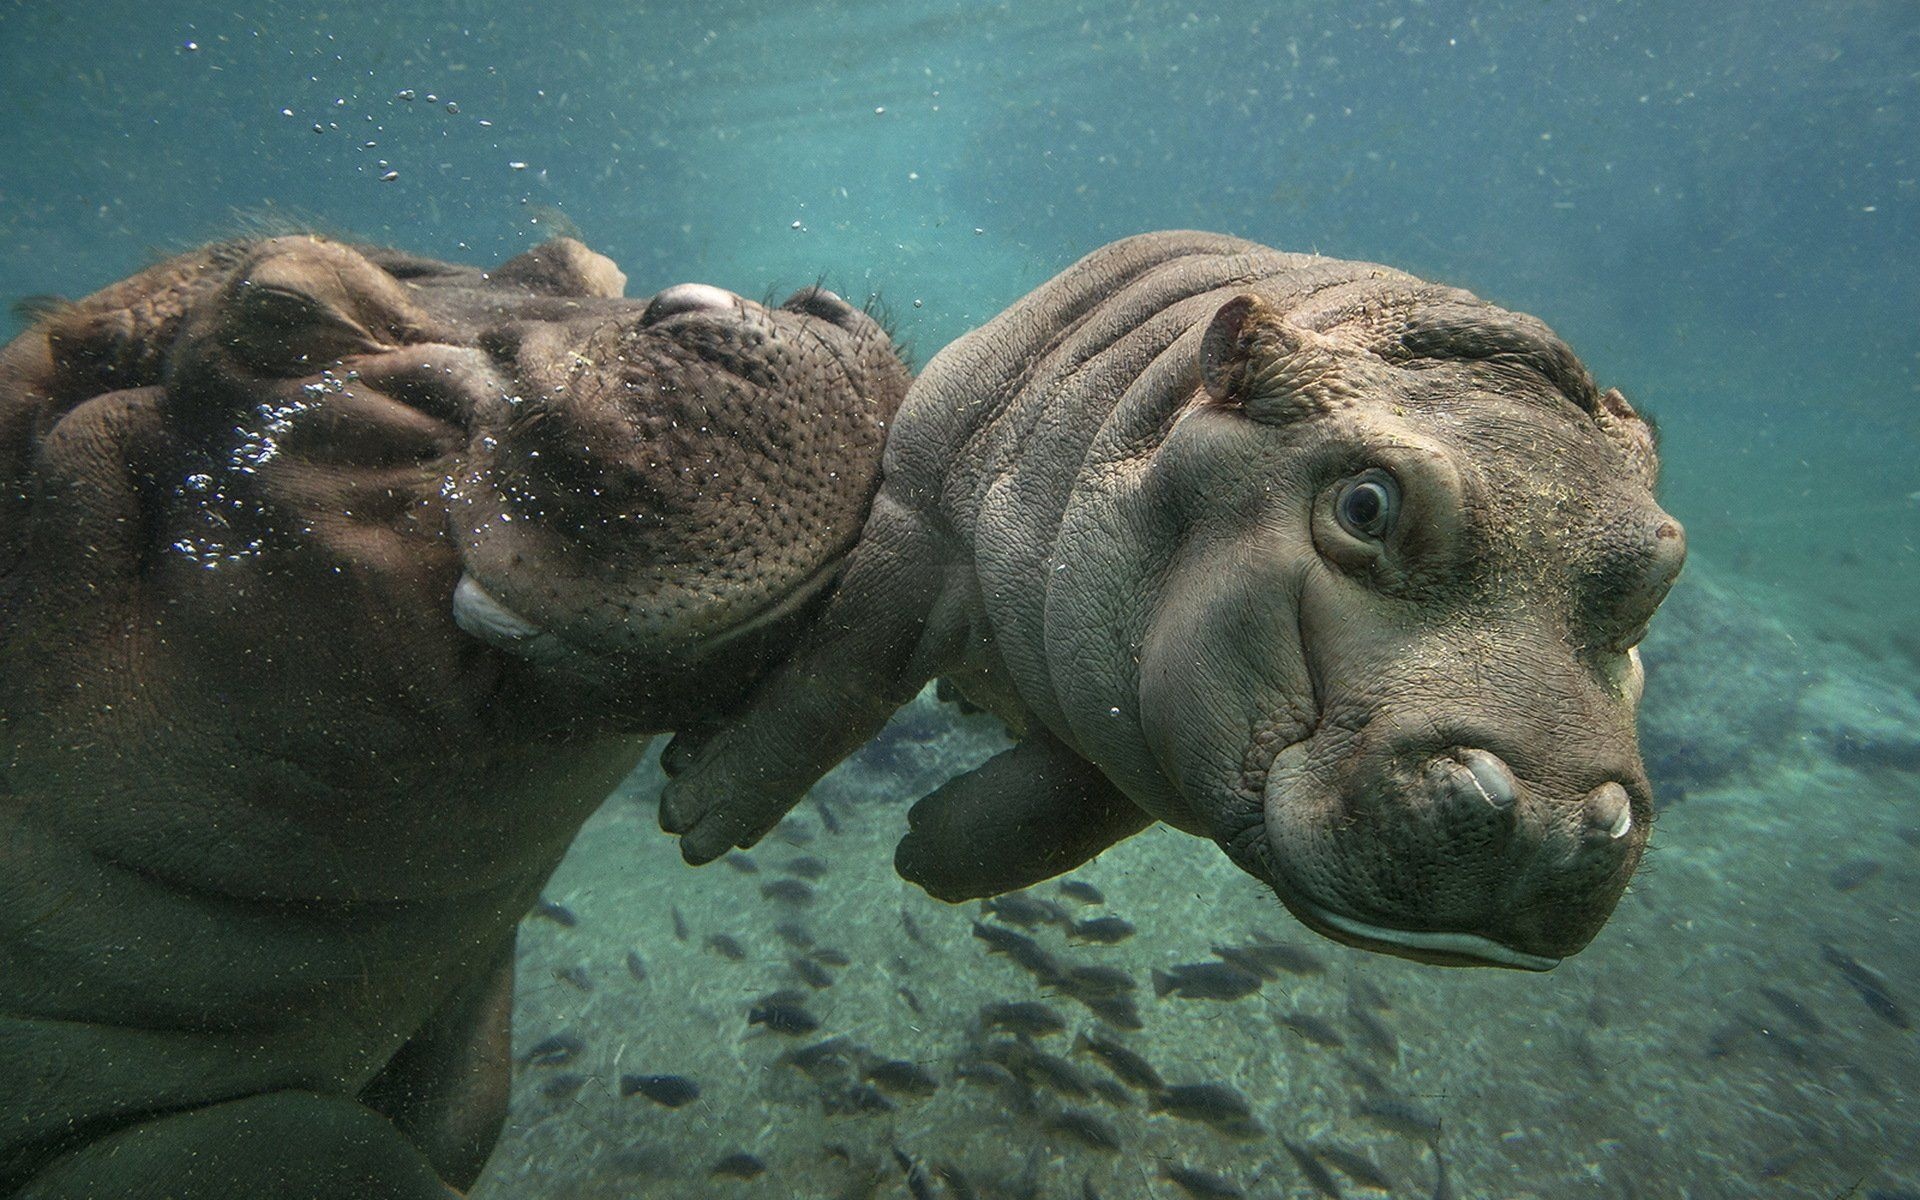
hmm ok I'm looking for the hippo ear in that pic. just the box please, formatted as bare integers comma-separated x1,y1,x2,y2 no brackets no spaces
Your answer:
1594,387,1660,488
493,238,628,299
1199,293,1354,423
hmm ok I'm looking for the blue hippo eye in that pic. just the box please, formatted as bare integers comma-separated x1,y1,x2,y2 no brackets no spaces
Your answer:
1334,469,1399,540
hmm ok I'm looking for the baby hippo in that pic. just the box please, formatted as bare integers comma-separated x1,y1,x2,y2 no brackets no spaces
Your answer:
0,235,907,1197
663,230,1684,974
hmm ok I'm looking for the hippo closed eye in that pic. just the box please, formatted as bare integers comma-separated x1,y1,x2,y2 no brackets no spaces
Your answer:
0,234,907,1196
661,230,1683,972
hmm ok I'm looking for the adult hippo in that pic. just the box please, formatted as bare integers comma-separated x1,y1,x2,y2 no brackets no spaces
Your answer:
0,235,908,1198
662,230,1685,973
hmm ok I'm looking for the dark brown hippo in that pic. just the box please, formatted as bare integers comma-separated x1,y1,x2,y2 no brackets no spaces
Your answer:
0,236,908,1197
662,230,1684,973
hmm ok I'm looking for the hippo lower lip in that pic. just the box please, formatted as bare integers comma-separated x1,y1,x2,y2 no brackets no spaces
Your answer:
1296,902,1562,971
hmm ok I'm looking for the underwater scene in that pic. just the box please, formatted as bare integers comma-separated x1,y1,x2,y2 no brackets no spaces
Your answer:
0,2,1915,1198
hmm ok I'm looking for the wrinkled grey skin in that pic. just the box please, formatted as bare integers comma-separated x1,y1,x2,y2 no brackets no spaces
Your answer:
0,235,906,1198
663,231,1683,974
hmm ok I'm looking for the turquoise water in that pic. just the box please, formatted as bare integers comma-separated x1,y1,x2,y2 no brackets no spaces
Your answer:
1,1,1915,1197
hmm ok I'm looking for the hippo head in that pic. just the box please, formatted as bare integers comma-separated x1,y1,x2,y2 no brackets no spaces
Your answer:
441,255,911,680
1116,290,1683,969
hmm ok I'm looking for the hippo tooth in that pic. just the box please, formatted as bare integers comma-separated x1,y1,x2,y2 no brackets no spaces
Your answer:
452,573,544,642
1458,748,1519,810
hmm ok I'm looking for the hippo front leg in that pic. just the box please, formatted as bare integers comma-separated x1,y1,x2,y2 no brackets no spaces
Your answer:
894,729,1153,901
659,493,952,861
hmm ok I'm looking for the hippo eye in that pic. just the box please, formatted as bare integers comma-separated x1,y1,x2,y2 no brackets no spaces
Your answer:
1334,469,1399,540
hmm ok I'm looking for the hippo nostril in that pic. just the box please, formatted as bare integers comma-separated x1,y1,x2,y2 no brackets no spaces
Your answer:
640,282,740,325
1458,748,1518,810
783,285,864,330
1585,782,1634,841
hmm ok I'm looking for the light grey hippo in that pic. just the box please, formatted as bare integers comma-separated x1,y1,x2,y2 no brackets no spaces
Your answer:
662,230,1685,973
0,235,909,1198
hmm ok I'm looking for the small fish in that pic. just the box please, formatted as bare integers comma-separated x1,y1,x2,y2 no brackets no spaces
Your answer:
1282,1138,1345,1199
537,1072,586,1101
1428,1141,1453,1200
1068,916,1135,944
1084,994,1144,1031
1821,943,1911,1029
900,908,928,946
782,855,831,880
1162,1164,1243,1199
935,1162,980,1200
723,853,760,874
1828,857,1882,891
553,964,593,992
1242,934,1327,975
1060,964,1136,999
1044,1107,1122,1152
865,1059,940,1097
531,898,578,927
1148,1083,1261,1135
762,878,816,905
1276,1011,1345,1048
624,949,649,983
1088,1077,1134,1108
893,1147,936,1200
1073,1031,1164,1091
792,957,834,989
981,1000,1068,1037
991,1041,1092,1098
521,1032,584,1068
620,1073,701,1107
811,946,852,967
816,798,842,835
831,1082,895,1114
1353,1094,1443,1139
1342,1057,1391,1095
972,922,1062,982
1311,1141,1394,1191
1059,880,1106,904
1346,999,1399,1061
670,906,689,941
984,891,1069,929
1756,986,1824,1035
897,985,925,1015
775,815,816,845
710,1151,765,1179
774,920,814,949
1348,976,1393,1013
1153,962,1263,1001
705,933,747,961
749,1000,821,1035
778,1036,854,1079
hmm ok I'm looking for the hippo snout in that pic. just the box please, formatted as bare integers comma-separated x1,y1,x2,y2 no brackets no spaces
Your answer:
1259,730,1651,971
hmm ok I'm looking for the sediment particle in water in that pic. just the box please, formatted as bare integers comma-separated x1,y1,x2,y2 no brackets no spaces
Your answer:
620,1073,701,1107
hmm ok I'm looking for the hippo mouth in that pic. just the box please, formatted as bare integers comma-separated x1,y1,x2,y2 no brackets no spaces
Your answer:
1286,899,1562,971
450,550,849,666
